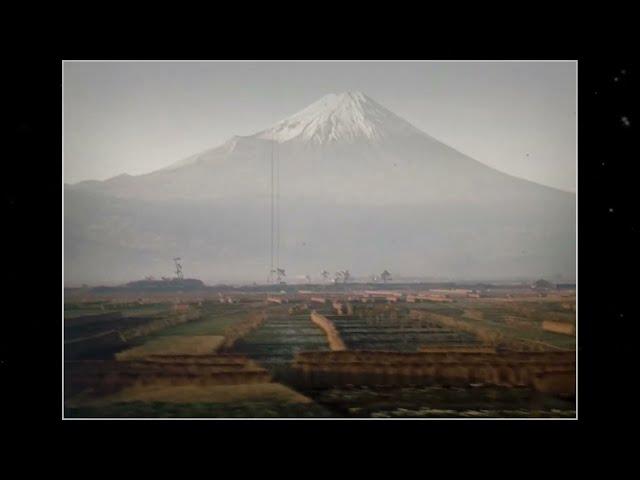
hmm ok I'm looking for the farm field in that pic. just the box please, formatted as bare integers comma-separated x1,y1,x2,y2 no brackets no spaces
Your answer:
65,313,153,341
65,355,332,418
301,384,575,418
115,335,225,359
69,382,311,406
64,286,576,418
411,297,576,350
65,399,333,418
64,301,171,320
64,308,200,360
142,303,249,337
63,301,251,360
329,314,479,351
230,312,330,366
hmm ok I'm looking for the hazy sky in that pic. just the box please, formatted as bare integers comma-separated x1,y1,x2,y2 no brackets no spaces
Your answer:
64,61,576,192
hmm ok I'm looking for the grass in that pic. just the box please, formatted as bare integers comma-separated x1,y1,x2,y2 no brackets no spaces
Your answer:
144,308,247,337
107,304,254,360
115,335,225,360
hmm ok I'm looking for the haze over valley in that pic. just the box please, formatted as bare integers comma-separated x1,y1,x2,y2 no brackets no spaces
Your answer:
65,91,575,285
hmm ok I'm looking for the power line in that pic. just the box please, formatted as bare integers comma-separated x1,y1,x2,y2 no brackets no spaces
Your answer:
268,136,283,284
270,138,274,284
276,140,280,274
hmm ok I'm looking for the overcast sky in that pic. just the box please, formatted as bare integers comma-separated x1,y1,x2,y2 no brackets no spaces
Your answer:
64,61,576,192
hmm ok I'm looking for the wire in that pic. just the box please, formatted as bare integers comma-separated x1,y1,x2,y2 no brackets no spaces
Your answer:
270,139,274,284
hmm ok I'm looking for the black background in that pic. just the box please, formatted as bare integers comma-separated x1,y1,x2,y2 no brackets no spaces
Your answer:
2,23,636,462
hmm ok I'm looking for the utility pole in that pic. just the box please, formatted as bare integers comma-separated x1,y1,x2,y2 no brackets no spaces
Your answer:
173,257,183,280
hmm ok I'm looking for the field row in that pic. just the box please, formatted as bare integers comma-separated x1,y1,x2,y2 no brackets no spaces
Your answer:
231,314,329,365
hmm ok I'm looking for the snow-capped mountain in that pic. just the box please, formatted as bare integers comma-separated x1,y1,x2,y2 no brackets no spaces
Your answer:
65,92,576,285
255,91,424,144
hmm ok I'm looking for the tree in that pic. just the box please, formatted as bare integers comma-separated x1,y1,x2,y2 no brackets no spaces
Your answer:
381,270,392,283
533,279,553,290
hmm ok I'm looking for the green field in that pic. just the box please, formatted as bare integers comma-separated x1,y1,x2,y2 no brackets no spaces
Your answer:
143,306,248,337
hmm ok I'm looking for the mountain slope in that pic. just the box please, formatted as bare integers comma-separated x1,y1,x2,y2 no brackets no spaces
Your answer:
65,92,575,285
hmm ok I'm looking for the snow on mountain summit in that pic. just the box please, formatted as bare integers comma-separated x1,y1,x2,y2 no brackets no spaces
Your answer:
152,92,434,174
256,91,423,144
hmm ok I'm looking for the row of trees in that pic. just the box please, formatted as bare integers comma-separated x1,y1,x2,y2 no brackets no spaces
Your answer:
319,270,392,284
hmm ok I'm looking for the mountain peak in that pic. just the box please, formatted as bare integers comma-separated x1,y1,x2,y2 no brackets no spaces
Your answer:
318,90,370,105
256,91,422,144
